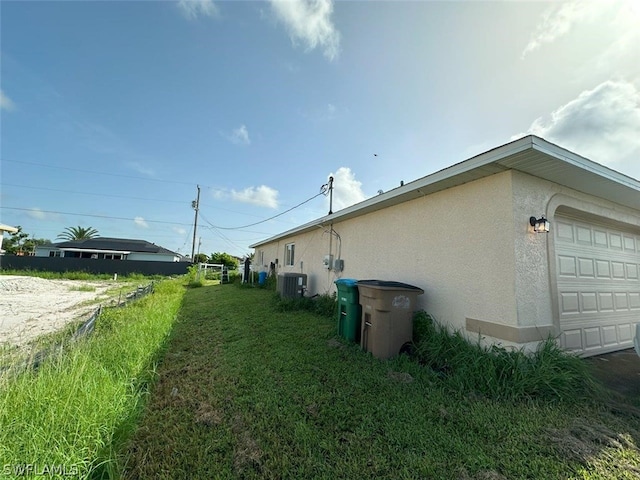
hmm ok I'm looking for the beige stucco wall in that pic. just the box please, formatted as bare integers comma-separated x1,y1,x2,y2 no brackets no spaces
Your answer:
255,168,640,348
257,171,520,333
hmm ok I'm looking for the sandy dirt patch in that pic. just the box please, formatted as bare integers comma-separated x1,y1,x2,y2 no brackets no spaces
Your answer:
0,275,119,348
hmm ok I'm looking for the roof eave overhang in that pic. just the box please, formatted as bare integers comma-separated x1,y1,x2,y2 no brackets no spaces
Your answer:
250,135,640,248
0,224,19,234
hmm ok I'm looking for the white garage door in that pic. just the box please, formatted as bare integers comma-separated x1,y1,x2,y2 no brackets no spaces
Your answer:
555,215,640,357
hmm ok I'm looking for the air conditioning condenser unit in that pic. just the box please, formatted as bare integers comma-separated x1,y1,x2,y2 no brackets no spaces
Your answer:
277,273,307,298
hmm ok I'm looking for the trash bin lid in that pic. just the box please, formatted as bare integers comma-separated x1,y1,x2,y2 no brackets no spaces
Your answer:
356,279,424,293
335,278,358,287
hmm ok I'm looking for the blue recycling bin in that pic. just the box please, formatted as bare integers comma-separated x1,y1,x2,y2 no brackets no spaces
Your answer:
258,271,268,285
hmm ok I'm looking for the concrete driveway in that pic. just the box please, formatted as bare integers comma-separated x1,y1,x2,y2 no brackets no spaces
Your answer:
587,348,640,400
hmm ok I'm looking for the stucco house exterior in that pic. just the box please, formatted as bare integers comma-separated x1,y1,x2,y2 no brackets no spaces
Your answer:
250,136,640,357
35,237,184,262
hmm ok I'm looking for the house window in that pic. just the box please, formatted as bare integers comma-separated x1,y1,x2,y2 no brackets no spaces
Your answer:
49,251,61,257
285,243,295,266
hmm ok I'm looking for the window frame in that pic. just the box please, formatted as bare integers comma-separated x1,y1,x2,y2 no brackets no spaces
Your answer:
285,243,295,266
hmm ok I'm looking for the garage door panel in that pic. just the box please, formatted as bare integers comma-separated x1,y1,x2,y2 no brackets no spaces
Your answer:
576,226,592,244
595,260,611,279
602,326,619,346
595,292,614,311
630,293,640,310
560,292,579,314
612,262,626,279
556,215,640,356
562,329,583,350
578,258,595,277
558,256,577,276
624,236,636,251
615,293,629,310
556,221,575,241
619,324,634,342
609,233,623,250
580,292,598,312
584,327,602,349
594,230,608,247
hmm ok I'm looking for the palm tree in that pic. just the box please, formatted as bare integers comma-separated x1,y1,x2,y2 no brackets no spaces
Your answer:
56,226,99,241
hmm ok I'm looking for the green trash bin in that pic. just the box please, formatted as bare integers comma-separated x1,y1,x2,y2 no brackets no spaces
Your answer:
335,278,361,342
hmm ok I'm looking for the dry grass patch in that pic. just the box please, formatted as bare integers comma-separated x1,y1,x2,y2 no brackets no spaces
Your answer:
547,417,640,478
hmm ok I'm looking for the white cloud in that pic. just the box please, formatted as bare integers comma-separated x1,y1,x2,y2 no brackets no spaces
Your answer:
522,1,640,59
328,167,366,212
514,80,640,179
177,0,219,20
134,216,149,228
302,102,342,122
209,188,227,200
231,185,279,208
230,125,251,145
522,0,601,58
587,4,640,78
26,208,46,220
172,226,187,235
0,90,15,111
126,161,156,177
269,0,341,61
322,103,338,121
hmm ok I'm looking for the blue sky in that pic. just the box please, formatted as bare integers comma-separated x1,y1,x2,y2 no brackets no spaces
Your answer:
1,0,639,258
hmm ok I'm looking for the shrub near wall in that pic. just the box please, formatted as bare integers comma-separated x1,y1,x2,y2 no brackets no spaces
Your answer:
411,311,599,402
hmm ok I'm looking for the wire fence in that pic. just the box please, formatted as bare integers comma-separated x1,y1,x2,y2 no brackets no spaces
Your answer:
1,282,155,380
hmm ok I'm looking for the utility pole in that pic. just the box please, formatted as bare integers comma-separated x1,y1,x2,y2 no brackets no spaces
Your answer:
191,185,200,262
328,176,334,215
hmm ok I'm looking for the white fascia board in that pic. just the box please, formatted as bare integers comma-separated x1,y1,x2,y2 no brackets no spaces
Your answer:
0,224,19,234
530,136,640,188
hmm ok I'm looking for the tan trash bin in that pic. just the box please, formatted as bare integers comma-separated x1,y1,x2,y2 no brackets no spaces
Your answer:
357,280,424,360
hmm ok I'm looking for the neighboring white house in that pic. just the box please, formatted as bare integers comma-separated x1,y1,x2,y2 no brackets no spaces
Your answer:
250,135,640,357
35,237,183,262
0,223,19,254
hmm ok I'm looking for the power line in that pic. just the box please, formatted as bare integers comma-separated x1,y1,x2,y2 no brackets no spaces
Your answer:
2,158,197,186
199,187,328,231
1,182,302,221
3,158,334,220
0,206,192,226
203,221,249,254
0,183,188,204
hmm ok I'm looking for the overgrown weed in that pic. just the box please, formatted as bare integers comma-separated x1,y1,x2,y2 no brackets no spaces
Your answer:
0,279,185,478
271,292,337,318
411,311,602,402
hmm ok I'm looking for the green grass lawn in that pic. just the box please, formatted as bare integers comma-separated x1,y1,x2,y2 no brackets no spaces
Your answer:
121,285,640,480
0,279,185,479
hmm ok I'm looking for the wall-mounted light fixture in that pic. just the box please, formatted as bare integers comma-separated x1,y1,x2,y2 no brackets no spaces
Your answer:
529,216,550,233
